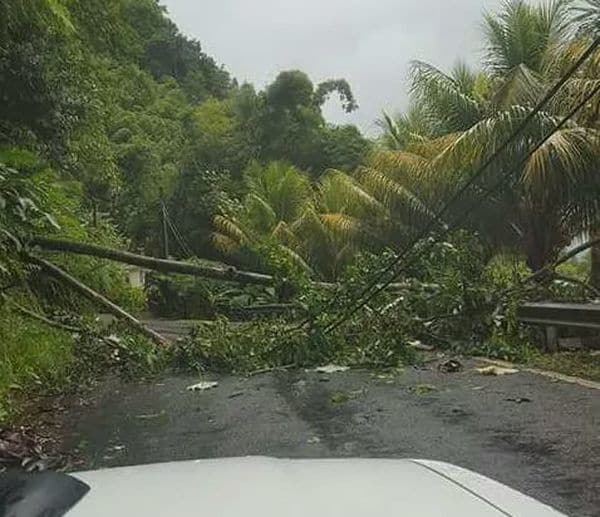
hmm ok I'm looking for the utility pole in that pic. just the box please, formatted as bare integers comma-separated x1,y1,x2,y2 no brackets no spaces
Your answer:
161,200,169,259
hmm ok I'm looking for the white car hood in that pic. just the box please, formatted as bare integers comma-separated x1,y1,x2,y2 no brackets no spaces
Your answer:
71,457,564,517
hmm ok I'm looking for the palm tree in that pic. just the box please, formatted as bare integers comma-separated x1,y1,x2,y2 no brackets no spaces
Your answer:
212,161,314,274
573,0,600,36
378,0,600,272
563,0,600,286
212,158,434,280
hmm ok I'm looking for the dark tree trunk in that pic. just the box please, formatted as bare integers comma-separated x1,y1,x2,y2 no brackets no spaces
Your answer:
522,205,565,276
591,227,600,289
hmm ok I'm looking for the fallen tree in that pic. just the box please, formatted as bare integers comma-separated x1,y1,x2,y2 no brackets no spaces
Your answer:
30,236,408,292
31,236,275,286
27,255,168,346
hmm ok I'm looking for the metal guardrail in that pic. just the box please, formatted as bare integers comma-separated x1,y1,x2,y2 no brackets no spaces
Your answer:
517,302,600,351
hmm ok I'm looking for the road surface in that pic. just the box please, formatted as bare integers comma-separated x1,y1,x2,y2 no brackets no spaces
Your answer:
61,358,599,516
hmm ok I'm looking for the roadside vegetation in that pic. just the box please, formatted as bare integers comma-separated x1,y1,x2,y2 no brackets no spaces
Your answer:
530,351,600,382
2,0,600,418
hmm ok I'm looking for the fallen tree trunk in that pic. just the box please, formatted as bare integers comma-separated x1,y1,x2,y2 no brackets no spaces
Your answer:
27,255,167,346
30,236,409,292
30,236,275,286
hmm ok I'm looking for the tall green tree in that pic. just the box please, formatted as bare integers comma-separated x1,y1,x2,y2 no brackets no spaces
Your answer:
238,70,367,175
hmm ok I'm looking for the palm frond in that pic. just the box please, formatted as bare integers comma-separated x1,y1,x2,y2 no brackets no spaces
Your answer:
410,61,483,133
406,133,463,159
319,213,365,239
213,215,250,245
376,106,431,149
483,0,571,75
369,150,430,175
245,160,312,224
572,0,600,36
523,127,600,200
271,220,299,244
277,244,315,276
246,193,277,233
319,169,384,215
432,106,565,171
211,233,241,255
355,166,434,226
491,63,545,109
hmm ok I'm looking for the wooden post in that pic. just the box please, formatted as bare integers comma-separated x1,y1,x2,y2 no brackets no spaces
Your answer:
545,325,558,353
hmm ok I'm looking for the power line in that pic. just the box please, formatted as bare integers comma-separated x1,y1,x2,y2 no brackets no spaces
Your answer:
327,79,600,334
168,216,194,257
448,82,600,248
326,73,600,334
161,202,195,257
323,38,600,335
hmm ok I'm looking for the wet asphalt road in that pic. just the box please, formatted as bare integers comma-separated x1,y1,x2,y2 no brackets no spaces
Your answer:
64,358,600,516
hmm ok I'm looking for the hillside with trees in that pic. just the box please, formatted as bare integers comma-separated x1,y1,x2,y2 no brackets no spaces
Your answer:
1,0,600,419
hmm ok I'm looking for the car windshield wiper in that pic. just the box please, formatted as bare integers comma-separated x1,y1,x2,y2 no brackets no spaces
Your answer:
0,470,89,517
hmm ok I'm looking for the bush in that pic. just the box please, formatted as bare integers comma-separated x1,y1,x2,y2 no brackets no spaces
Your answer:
73,321,166,379
171,315,417,374
0,302,165,422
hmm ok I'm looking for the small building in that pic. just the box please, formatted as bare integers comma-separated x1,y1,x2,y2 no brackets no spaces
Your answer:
125,265,148,289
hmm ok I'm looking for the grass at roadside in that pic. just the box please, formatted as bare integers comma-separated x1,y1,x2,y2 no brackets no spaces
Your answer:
0,308,75,421
528,351,600,382
0,305,164,423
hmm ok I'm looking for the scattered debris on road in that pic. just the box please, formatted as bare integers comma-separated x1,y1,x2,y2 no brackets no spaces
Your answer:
408,340,434,351
413,383,437,395
330,392,351,404
228,391,244,399
476,365,519,376
0,426,57,472
314,364,350,374
439,359,462,373
136,411,166,420
186,381,219,392
505,397,532,404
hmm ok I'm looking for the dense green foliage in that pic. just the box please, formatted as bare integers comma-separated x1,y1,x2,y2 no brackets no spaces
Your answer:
1,0,368,257
1,0,600,415
0,0,372,413
0,309,73,420
173,232,531,374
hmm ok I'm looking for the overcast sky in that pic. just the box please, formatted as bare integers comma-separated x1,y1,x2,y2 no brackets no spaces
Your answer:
161,0,503,135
